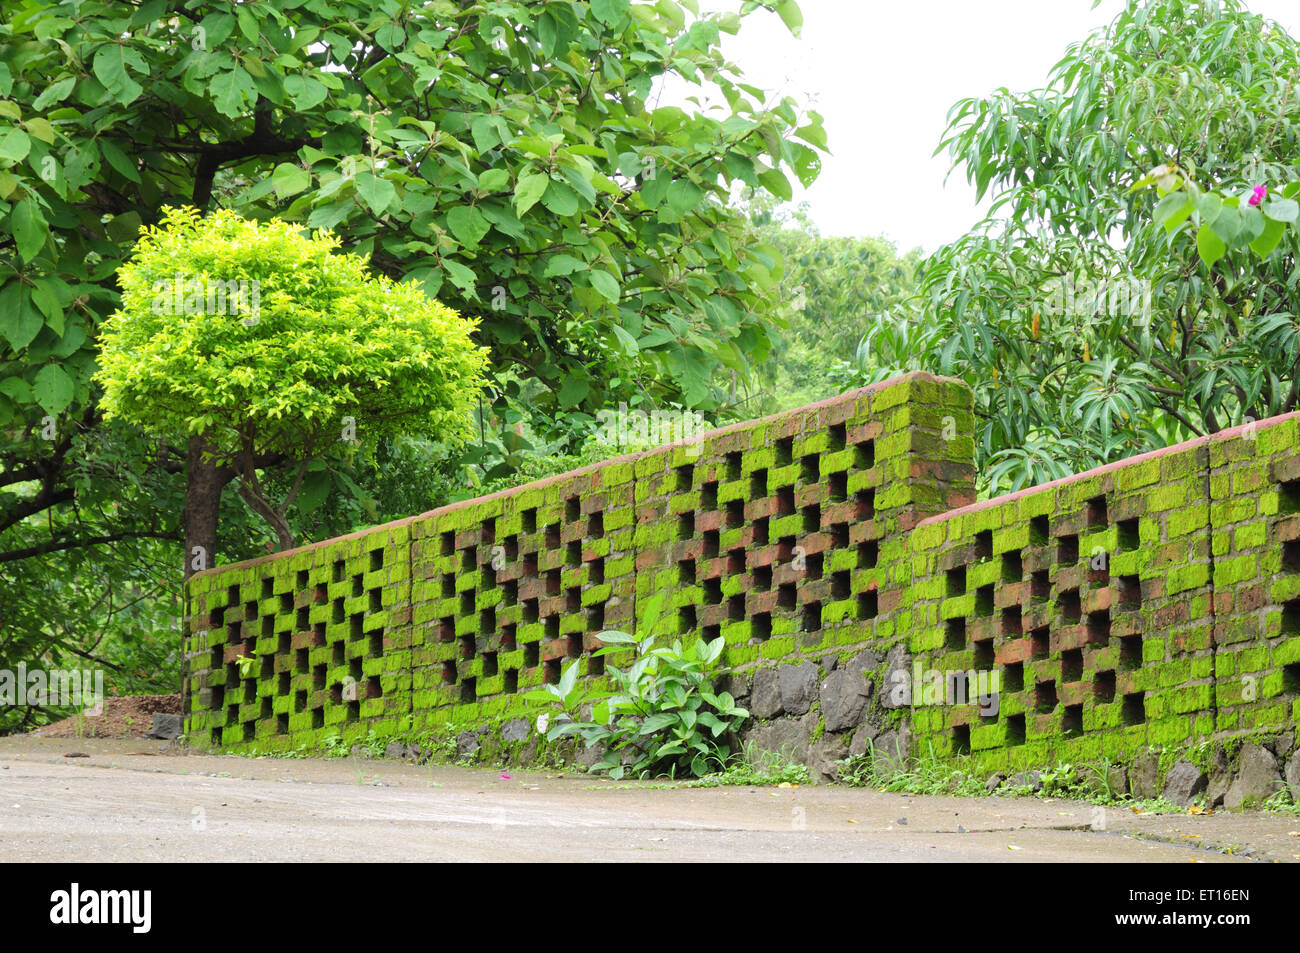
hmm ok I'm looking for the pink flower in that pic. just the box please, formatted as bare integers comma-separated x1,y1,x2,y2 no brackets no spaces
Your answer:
500,773,511,780
1249,184,1267,207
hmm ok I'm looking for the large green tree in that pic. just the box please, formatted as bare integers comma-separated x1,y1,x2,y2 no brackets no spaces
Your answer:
0,0,819,563
849,0,1300,493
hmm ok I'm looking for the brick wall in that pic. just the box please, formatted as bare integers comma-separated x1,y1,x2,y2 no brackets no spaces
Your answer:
183,371,1299,770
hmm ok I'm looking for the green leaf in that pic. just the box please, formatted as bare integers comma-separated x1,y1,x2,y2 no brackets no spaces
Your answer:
0,281,42,350
1264,197,1299,224
32,363,74,415
666,178,703,215
1249,216,1286,257
1196,221,1226,268
591,0,631,26
541,180,579,216
92,44,144,104
211,67,253,117
0,127,30,163
775,0,803,36
99,138,141,183
355,171,396,215
32,77,75,111
447,206,490,246
514,172,549,215
589,270,620,303
477,168,510,193
11,198,47,262
557,374,589,408
543,254,586,277
1153,192,1193,233
272,162,310,198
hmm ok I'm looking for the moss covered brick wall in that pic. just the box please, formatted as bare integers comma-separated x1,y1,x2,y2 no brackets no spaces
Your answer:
183,371,1300,771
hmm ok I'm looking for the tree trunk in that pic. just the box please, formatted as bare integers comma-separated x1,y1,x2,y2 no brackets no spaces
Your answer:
184,436,228,582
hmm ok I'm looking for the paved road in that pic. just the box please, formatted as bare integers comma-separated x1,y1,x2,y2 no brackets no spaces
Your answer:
1,738,1295,862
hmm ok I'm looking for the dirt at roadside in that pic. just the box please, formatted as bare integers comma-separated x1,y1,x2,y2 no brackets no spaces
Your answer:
22,694,181,740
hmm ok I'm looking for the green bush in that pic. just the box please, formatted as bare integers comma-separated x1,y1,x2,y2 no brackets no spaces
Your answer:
528,593,749,780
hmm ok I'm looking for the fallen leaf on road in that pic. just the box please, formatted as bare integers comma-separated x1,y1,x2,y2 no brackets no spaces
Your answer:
845,819,858,824
1007,845,1021,851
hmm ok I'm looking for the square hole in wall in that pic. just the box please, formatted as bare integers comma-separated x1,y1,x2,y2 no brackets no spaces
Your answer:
728,594,746,622
524,641,539,667
829,522,849,548
858,590,878,621
369,589,382,612
975,585,994,617
545,523,561,549
295,647,309,674
854,489,875,520
588,655,605,678
565,633,582,658
703,623,721,643
775,436,793,466
1280,479,1300,513
459,634,476,660
505,535,518,560
974,638,994,671
523,598,539,624
974,530,992,560
753,516,770,546
676,465,694,492
589,557,605,585
1062,704,1083,736
565,496,580,522
1003,660,1023,692
1029,570,1049,602
522,508,538,534
262,577,273,600
1001,605,1022,636
678,511,696,540
753,564,772,590
296,606,309,631
828,470,848,502
727,548,746,574
1001,551,1023,583
1059,588,1081,623
1061,648,1083,682
332,598,344,624
1121,692,1145,725
441,659,457,683
458,678,476,704
858,540,879,569
296,569,309,591
440,532,454,557
806,552,824,581
1094,669,1116,703
1087,610,1111,644
726,499,744,528
946,566,966,597
279,592,293,615
589,512,604,539
503,579,518,607
802,601,822,632
945,616,966,649
1281,662,1300,694
500,623,517,651
703,577,722,605
1035,679,1058,712
1005,714,1026,746
566,540,581,567
802,504,821,533
587,602,605,631
854,440,874,469
1119,635,1142,670
702,481,718,510
832,570,851,600
777,485,795,516
1057,534,1079,565
1282,599,1300,634
293,689,305,714
750,468,768,498
752,612,772,641
1026,516,1047,547
1283,540,1300,572
800,454,819,485
350,573,364,598
504,669,519,693
1030,628,1049,659
1085,495,1108,529
461,547,476,573
703,529,720,558
679,558,697,585
726,451,743,481
523,550,539,576
778,582,797,610
952,724,971,754
1116,517,1140,552
544,615,559,640
545,569,560,596
350,612,364,641
679,604,697,633
481,606,497,633
460,590,475,616
828,422,846,452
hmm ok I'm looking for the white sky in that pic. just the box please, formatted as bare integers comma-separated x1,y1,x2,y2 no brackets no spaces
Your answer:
678,0,1300,254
